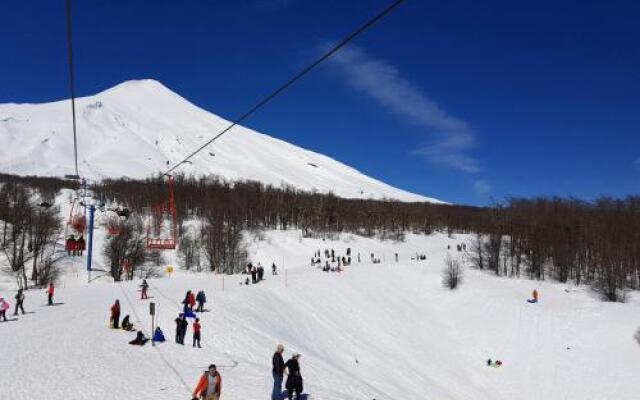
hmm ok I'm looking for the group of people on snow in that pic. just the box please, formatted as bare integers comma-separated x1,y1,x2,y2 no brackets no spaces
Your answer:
243,262,266,284
0,283,56,323
272,344,305,400
175,289,207,347
65,234,86,256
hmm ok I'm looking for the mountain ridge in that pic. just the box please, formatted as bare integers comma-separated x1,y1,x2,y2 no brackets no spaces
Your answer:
0,79,443,203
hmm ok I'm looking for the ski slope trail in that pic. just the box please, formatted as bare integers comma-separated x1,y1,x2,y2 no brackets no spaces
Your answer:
1,232,640,399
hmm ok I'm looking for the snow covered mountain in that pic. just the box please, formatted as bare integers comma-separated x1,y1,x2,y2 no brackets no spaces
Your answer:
0,79,441,203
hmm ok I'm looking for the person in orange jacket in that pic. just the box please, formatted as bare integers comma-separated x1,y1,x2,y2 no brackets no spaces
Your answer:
192,364,222,400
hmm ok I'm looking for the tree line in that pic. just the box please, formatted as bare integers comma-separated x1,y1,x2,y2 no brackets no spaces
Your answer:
2,173,639,301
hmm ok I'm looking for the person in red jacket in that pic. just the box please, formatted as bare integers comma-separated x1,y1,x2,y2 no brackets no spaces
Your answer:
47,283,55,305
188,291,196,312
193,318,202,348
110,299,121,329
192,364,221,400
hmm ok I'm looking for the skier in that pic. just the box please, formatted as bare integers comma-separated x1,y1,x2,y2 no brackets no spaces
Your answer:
0,297,10,322
76,235,86,256
285,353,303,400
140,279,149,300
193,318,202,348
251,265,257,284
121,314,134,331
196,290,207,313
110,299,121,329
192,364,222,400
14,288,25,315
175,313,188,345
129,330,148,346
272,344,286,400
153,326,166,343
272,263,278,275
46,283,55,306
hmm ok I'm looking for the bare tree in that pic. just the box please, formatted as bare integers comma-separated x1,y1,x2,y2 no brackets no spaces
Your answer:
443,254,463,290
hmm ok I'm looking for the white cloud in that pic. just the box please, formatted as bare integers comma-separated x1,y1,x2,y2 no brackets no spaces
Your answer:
329,46,480,173
474,179,492,196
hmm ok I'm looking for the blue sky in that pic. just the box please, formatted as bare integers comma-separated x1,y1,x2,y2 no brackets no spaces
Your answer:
1,0,639,205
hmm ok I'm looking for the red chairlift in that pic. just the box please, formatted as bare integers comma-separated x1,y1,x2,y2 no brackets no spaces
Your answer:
145,175,177,250
68,198,86,233
106,216,123,236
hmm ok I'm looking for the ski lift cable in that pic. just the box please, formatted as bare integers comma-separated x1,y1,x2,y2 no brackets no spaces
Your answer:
65,0,80,178
163,0,405,176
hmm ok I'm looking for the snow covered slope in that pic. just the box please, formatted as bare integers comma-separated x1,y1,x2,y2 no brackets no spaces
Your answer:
0,80,441,203
1,229,639,400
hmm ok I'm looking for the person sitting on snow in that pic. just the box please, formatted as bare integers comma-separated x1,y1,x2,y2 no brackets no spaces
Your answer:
527,289,539,303
128,330,148,346
153,326,166,343
121,315,134,331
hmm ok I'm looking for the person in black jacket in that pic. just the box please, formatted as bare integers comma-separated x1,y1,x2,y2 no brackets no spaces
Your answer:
14,289,25,315
285,353,303,400
174,313,188,345
272,344,285,400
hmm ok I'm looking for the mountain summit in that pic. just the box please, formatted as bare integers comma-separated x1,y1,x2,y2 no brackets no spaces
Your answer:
0,79,441,203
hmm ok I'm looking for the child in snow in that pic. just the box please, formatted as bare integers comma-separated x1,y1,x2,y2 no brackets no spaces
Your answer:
14,288,25,315
0,297,10,321
153,326,166,343
46,283,55,306
140,279,149,300
193,318,202,348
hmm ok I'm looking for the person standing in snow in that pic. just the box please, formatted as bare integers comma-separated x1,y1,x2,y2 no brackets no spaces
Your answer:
46,283,55,306
175,313,188,345
196,290,207,312
14,288,25,315
272,263,278,275
251,265,257,284
192,364,222,400
257,263,264,281
110,299,121,329
272,344,286,400
285,353,303,400
193,318,202,348
0,297,10,321
140,279,149,300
